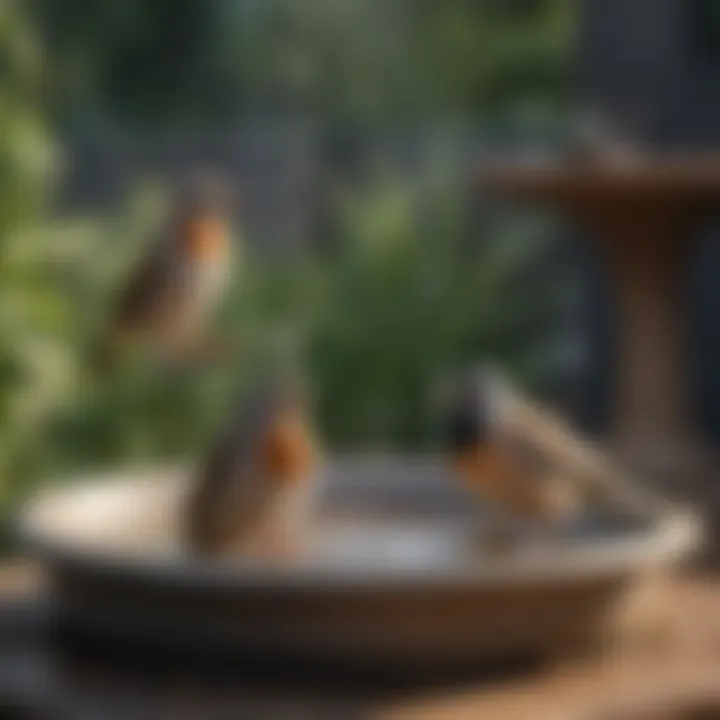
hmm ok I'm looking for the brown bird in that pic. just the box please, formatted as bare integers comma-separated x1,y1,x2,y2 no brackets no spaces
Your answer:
440,366,648,552
92,172,236,373
183,377,323,560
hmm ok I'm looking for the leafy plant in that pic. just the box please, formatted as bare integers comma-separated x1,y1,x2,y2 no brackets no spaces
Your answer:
0,0,64,508
304,173,564,448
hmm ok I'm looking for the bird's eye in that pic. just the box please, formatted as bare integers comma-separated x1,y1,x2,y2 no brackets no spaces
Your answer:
445,399,490,450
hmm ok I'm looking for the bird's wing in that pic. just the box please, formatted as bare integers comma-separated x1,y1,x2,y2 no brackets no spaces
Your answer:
184,388,287,547
489,370,662,514
186,440,282,550
483,367,594,470
111,239,175,334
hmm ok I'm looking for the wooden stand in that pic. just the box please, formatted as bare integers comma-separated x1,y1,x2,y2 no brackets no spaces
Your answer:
480,158,720,538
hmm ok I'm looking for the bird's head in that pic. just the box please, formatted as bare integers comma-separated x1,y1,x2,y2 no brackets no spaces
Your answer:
174,170,236,260
436,366,509,488
248,378,319,485
439,368,495,455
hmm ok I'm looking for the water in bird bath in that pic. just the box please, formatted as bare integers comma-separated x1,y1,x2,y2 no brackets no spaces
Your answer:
21,460,651,573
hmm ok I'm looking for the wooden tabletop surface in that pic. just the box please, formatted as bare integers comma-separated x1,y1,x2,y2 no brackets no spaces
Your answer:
2,564,720,719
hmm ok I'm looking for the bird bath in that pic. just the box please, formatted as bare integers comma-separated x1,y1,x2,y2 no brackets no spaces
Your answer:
18,456,698,671
480,156,720,524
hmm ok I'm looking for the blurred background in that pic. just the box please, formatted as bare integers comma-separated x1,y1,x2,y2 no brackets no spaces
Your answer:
3,0,720,544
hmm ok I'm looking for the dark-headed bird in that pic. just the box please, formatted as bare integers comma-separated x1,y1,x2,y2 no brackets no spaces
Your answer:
439,366,650,552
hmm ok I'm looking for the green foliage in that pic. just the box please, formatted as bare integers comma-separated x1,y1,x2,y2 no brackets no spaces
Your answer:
31,0,230,123
0,1,570,518
0,0,64,510
22,174,561,499
0,1,57,228
411,0,575,115
30,0,574,125
305,174,562,447
223,0,575,123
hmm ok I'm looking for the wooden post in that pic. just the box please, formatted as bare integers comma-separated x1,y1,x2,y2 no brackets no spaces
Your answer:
478,160,720,562
582,203,695,489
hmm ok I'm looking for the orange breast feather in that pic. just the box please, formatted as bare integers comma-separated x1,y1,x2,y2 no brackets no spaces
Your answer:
185,217,229,262
453,446,549,518
261,415,316,483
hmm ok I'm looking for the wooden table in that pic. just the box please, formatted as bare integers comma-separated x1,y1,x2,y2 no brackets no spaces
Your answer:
480,158,720,498
2,564,720,719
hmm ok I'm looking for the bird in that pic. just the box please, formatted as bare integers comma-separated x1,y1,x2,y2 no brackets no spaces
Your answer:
91,171,237,374
182,376,323,560
567,106,644,167
439,365,650,553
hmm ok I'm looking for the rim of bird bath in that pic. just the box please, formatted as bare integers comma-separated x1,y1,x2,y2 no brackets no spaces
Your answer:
17,459,701,590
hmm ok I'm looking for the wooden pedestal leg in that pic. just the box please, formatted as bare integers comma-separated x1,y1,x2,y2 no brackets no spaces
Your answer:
589,207,720,567
588,208,699,497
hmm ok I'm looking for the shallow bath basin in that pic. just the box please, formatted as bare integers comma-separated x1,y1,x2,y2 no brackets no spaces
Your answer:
16,455,700,670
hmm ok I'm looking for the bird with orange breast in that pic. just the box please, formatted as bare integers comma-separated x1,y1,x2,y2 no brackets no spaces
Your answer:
92,171,237,373
183,375,324,560
440,366,653,552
